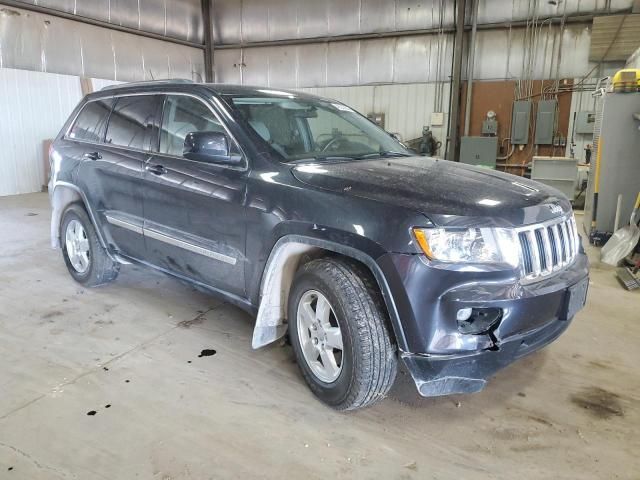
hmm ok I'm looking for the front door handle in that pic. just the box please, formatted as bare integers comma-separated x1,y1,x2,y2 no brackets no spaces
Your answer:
83,151,102,160
146,164,167,176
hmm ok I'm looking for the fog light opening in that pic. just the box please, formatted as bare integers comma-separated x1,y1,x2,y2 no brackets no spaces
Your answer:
457,307,502,334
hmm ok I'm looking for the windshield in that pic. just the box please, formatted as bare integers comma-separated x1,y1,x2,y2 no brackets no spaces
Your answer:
223,92,410,162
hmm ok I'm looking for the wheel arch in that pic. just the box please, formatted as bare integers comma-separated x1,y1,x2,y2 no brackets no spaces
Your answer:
251,235,408,351
50,182,114,260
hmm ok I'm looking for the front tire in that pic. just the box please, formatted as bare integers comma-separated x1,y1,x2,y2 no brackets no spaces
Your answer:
60,204,119,287
288,258,397,410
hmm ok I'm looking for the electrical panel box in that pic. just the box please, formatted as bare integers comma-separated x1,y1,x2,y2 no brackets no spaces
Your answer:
575,111,595,134
510,100,532,144
459,136,498,168
535,99,557,145
430,112,444,126
481,118,498,135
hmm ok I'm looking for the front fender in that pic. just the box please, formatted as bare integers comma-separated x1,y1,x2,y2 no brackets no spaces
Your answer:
251,234,409,351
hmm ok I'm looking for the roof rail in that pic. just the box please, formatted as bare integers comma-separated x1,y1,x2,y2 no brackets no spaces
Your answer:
100,79,195,91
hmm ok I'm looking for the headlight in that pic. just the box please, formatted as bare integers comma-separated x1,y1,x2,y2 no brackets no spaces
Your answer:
412,227,520,267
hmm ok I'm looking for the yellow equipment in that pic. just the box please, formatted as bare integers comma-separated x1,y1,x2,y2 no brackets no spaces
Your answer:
611,69,640,92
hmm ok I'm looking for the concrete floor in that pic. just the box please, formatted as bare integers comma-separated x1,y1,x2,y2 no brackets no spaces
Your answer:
0,192,638,479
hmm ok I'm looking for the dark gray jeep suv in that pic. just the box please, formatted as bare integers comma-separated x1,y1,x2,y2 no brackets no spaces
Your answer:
49,80,589,410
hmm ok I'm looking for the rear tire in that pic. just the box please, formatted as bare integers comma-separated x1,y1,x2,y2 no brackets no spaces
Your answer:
288,257,397,410
60,204,119,287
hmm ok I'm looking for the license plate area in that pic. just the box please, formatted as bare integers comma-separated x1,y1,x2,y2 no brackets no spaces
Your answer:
560,277,589,321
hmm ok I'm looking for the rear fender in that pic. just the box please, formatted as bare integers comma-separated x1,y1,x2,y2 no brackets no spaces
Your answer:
50,182,119,262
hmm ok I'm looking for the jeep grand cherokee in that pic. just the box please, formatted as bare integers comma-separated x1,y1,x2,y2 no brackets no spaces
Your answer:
49,80,589,410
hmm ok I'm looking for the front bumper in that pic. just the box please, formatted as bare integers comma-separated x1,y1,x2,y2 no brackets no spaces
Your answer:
377,250,589,397
402,315,571,396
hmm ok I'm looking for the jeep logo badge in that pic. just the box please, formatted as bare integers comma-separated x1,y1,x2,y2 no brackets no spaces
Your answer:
548,203,563,215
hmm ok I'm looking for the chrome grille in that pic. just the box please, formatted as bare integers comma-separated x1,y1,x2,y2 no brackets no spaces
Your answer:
516,214,579,283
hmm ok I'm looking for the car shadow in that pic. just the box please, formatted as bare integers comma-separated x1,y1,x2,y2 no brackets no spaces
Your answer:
387,349,551,410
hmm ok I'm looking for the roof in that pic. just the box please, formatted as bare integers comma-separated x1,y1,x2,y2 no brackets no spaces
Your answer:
97,80,318,100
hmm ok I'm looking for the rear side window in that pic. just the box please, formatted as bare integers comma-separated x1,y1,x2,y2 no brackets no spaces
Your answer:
68,99,113,142
106,95,161,151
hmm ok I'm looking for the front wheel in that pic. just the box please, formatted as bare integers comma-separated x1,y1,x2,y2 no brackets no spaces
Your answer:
288,258,397,410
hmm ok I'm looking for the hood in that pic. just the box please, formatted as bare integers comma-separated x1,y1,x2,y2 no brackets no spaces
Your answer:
292,156,572,228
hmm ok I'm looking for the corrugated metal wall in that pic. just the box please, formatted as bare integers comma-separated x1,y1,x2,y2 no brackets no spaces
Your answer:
0,67,82,196
0,5,206,81
214,33,454,86
213,24,592,87
11,0,204,43
211,0,633,44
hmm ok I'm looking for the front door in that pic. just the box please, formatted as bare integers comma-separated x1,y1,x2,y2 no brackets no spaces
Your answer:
141,94,248,297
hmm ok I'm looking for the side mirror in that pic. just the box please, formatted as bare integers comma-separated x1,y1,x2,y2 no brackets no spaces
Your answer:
183,131,243,165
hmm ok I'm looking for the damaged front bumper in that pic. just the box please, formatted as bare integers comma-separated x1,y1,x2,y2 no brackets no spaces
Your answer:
379,249,589,397
402,316,572,396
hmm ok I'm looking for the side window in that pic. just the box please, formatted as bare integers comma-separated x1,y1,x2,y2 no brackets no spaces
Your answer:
105,95,161,150
159,95,231,157
68,99,113,142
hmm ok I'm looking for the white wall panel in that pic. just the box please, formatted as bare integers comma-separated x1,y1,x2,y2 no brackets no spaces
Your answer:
91,78,123,91
470,24,591,81
0,68,82,196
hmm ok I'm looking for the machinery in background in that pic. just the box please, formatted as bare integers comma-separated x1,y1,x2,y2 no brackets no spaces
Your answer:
366,111,443,156
406,126,442,156
583,70,640,245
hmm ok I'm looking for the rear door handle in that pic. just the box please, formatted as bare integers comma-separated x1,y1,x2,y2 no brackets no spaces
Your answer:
146,164,167,176
83,151,102,160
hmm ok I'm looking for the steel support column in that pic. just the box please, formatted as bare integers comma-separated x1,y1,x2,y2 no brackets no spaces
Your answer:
201,0,214,82
446,0,466,161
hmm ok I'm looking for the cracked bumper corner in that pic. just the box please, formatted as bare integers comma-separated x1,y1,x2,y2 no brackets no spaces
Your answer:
401,316,572,397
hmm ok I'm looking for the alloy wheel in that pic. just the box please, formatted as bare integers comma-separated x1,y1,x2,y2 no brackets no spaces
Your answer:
296,290,344,383
65,219,91,274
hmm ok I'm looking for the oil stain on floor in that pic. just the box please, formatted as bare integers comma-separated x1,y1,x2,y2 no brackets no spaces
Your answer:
198,349,217,357
570,387,624,419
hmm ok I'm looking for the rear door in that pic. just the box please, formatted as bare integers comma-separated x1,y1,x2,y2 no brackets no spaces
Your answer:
77,94,162,260
140,93,248,297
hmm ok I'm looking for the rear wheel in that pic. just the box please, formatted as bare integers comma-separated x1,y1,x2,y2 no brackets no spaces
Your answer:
60,204,119,287
288,258,397,410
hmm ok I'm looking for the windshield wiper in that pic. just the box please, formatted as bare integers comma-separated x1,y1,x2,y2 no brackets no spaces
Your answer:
354,151,412,160
286,151,412,164
286,155,360,164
